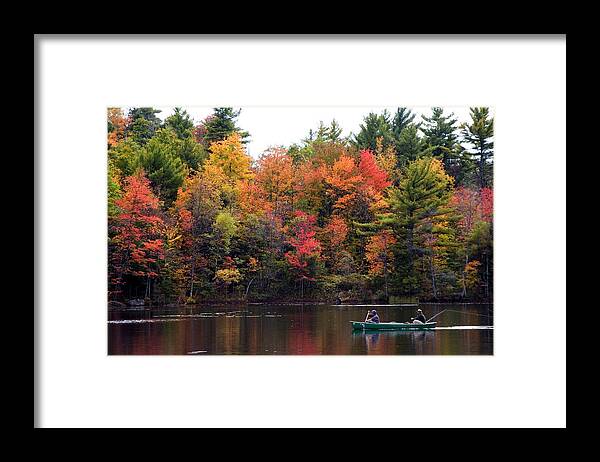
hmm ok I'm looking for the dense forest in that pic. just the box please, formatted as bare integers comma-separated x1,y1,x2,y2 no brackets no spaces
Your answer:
107,106,493,305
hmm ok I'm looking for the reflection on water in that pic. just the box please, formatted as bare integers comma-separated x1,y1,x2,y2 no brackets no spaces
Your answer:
108,303,493,355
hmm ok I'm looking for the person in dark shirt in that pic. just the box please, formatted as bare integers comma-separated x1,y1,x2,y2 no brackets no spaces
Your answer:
365,309,380,323
411,308,426,324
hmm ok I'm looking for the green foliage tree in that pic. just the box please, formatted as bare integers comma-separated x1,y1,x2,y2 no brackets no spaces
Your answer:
353,111,395,152
304,120,345,144
391,107,417,140
214,211,238,253
150,127,206,171
107,159,122,218
126,107,163,145
197,107,250,148
386,157,455,294
135,131,187,206
420,107,462,176
469,221,493,298
461,107,494,188
395,124,428,168
108,138,145,177
164,107,195,140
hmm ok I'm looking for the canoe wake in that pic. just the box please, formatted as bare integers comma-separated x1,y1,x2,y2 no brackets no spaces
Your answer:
434,325,493,330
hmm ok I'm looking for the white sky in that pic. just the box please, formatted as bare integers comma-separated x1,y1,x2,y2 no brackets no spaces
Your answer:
151,106,488,159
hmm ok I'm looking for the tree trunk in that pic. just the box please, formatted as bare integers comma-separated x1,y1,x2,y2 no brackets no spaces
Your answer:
485,251,489,299
479,146,486,189
245,277,255,299
461,251,468,298
383,235,388,300
430,254,437,299
407,223,415,293
189,257,195,298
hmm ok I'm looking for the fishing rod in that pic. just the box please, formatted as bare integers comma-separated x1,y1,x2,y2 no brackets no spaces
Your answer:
443,309,493,318
425,309,447,323
425,309,493,323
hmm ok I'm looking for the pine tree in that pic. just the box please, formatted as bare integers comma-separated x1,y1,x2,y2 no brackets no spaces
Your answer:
126,107,163,145
151,127,207,171
391,107,417,140
196,107,250,148
387,157,454,295
353,111,395,152
164,107,195,140
461,107,494,188
135,130,187,206
420,107,461,176
311,120,344,143
395,124,427,168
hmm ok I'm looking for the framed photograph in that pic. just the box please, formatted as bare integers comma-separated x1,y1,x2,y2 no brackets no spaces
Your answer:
35,34,566,428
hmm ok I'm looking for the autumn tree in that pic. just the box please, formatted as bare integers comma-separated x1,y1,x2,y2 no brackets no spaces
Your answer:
107,108,129,147
214,256,242,297
109,171,164,300
285,211,322,297
373,137,401,186
358,149,391,196
203,132,253,212
320,215,353,275
451,186,494,298
205,133,252,182
171,169,224,299
365,230,397,298
324,154,363,216
254,146,294,217
293,160,329,217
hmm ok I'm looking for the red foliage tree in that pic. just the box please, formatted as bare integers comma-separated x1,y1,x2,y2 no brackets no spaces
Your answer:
284,211,322,291
479,187,493,223
109,170,164,299
358,149,391,195
451,186,481,235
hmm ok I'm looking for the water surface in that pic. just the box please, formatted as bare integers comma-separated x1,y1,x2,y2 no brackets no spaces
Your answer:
108,303,493,355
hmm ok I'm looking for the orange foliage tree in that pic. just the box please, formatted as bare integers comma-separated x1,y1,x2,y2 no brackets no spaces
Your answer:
109,171,164,299
254,146,294,217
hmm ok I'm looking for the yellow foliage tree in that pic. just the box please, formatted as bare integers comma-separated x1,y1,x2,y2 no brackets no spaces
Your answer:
205,133,253,183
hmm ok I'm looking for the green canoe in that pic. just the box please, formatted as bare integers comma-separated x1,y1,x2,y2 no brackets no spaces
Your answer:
351,321,437,330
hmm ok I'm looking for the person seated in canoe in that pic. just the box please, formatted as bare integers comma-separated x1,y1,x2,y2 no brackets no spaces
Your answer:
365,309,380,323
410,308,426,324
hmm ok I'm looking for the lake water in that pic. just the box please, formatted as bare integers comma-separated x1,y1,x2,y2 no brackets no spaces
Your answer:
108,303,493,355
